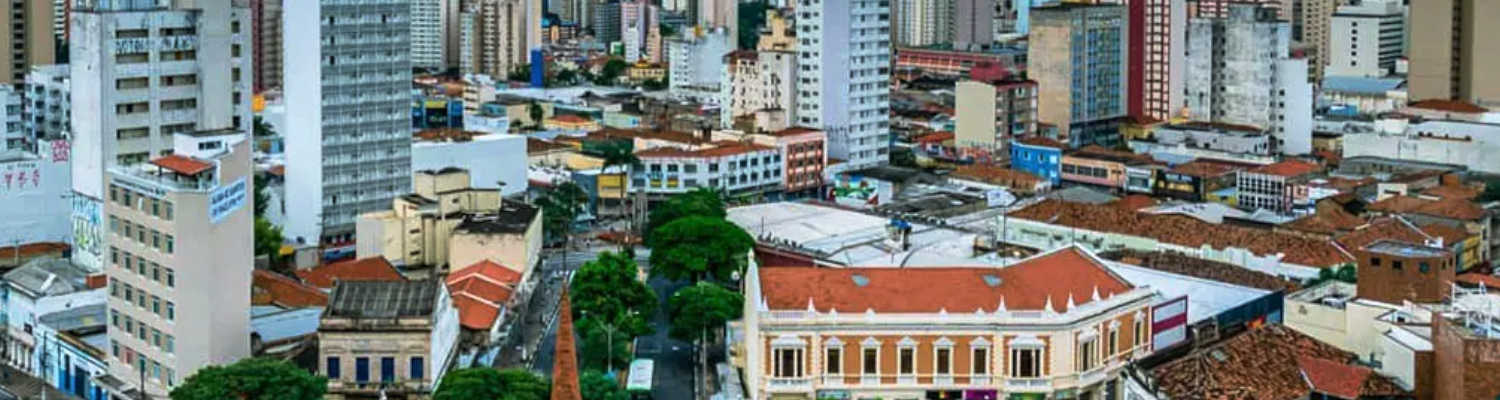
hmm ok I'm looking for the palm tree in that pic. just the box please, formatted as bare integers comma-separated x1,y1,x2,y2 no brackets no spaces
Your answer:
599,141,641,246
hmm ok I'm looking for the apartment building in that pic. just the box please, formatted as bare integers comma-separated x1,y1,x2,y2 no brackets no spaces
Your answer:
319,280,459,399
796,0,891,169
1127,0,1186,120
756,8,794,52
1029,4,1128,147
1184,4,1312,155
893,0,951,47
1406,0,1499,107
23,64,69,142
953,0,993,50
697,0,737,42
355,168,539,274
251,0,282,92
284,0,414,245
0,0,54,83
621,0,662,63
410,0,446,69
955,78,1038,163
668,28,731,103
1236,159,1322,215
743,246,1156,400
722,49,797,130
1326,0,1405,78
0,85,22,151
632,141,783,199
463,0,542,79
102,131,253,396
743,127,827,196
71,0,253,271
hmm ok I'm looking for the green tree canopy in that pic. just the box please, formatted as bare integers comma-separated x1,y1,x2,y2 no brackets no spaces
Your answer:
571,251,657,336
641,78,667,91
667,282,744,343
649,216,753,282
254,217,283,260
538,181,588,244
580,371,629,400
578,317,634,372
169,357,325,400
434,368,550,400
1479,179,1500,202
252,116,275,138
253,174,270,218
645,188,726,245
737,1,770,49
528,102,546,128
598,58,629,85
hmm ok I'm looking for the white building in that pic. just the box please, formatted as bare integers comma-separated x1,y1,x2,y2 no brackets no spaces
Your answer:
1184,4,1312,155
1,258,105,375
411,132,527,195
1326,0,1405,78
668,28,731,103
796,0,891,169
632,142,783,198
284,0,414,245
894,0,951,47
410,0,449,70
721,50,797,130
0,139,71,247
1343,119,1500,174
24,64,70,143
0,85,23,151
70,0,253,271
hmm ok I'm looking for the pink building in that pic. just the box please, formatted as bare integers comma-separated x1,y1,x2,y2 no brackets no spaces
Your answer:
754,127,828,196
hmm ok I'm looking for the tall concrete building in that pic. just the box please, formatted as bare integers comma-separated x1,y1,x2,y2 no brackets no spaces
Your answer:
795,0,891,169
621,0,661,63
1185,4,1312,155
411,0,446,69
954,0,994,49
894,0,951,47
1029,4,1128,147
24,64,70,142
1326,0,1404,78
722,49,798,130
1299,0,1334,81
464,0,542,78
0,0,56,83
284,0,414,245
1129,0,1186,120
251,0,282,93
1408,0,1500,107
668,28,731,101
697,0,736,44
70,0,254,270
592,1,622,43
103,131,253,397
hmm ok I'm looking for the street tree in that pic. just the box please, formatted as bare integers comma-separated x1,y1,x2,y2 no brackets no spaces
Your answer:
644,188,725,246
253,174,270,218
433,368,550,400
253,218,283,262
170,357,325,400
1480,179,1500,202
598,58,629,85
667,282,744,400
580,370,629,400
528,101,546,128
648,216,753,282
578,317,634,372
252,115,275,138
571,251,657,337
538,181,588,245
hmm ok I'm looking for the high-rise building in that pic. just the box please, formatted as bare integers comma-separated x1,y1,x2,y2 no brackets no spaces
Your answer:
0,85,22,151
592,1,622,43
1299,0,1334,81
1325,0,1404,78
1408,0,1500,107
284,0,414,245
954,0,994,49
621,0,661,63
464,0,542,78
697,0,736,44
1185,4,1312,155
411,0,446,69
1128,0,1186,120
722,49,797,129
0,0,55,83
1029,4,1128,147
668,28,731,101
795,0,891,169
23,64,69,143
70,0,254,270
894,0,951,47
1186,0,1283,18
251,0,282,93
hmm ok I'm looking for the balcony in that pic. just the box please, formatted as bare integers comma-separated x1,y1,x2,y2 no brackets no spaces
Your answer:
1004,377,1051,392
933,375,954,386
969,375,992,385
767,377,811,390
1078,367,1107,387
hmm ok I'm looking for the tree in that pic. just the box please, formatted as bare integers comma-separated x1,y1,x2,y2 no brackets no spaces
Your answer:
737,1,771,49
667,282,744,400
1306,264,1357,287
641,78,667,91
556,68,579,85
889,146,918,168
169,357,325,400
598,58,629,85
434,368,550,400
538,181,588,245
509,65,532,82
528,102,546,128
580,371,628,400
253,174,270,218
578,317,634,372
648,216,753,282
645,188,725,246
571,251,657,337
252,116,275,138
1479,179,1500,202
659,23,679,38
253,218,283,261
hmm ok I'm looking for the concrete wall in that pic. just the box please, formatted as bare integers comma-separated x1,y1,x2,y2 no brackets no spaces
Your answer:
411,134,527,196
447,211,542,276
0,140,72,246
955,81,998,149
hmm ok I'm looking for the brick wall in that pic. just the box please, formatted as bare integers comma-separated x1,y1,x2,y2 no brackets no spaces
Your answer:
1433,316,1500,400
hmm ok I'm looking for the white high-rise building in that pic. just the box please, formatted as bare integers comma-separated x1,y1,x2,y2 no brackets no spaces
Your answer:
70,0,254,270
1326,0,1404,78
284,0,413,245
24,64,70,143
668,28,731,102
894,0,951,47
796,0,891,169
0,85,23,151
411,0,446,69
1185,4,1312,155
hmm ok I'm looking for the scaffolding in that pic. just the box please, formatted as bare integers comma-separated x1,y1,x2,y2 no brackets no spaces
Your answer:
1450,283,1500,339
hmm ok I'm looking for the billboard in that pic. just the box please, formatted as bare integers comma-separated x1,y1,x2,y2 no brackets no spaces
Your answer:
209,177,248,224
1151,296,1189,351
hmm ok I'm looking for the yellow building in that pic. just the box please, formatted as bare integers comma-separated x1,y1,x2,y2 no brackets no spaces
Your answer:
354,168,541,276
544,114,602,132
627,63,666,82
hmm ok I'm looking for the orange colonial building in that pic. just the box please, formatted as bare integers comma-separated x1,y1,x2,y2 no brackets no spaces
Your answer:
743,246,1155,400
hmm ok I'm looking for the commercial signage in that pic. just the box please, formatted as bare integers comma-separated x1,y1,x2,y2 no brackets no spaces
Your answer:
1152,295,1190,351
208,177,247,224
114,36,196,55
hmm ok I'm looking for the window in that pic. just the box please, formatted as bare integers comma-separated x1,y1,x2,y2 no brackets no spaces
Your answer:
773,348,802,378
862,348,878,375
1078,339,1098,371
825,348,841,374
355,358,370,382
1371,257,1382,267
1134,319,1146,346
410,357,424,380
1011,348,1042,378
166,302,175,320
1108,328,1119,355
1420,262,1431,273
166,270,175,287
935,348,952,375
1393,261,1403,270
380,357,395,383
326,358,341,379
972,348,988,375
898,347,915,375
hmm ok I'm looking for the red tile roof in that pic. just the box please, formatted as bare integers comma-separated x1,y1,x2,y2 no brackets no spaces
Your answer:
914,131,955,144
1409,99,1488,113
949,165,1042,189
549,114,593,124
550,288,582,400
1421,184,1481,201
1284,202,1366,236
758,247,1133,313
0,242,68,260
1013,136,1066,149
252,270,329,308
1334,217,1429,254
1153,325,1409,400
1009,200,1352,267
1368,195,1487,220
527,137,574,154
1456,272,1500,289
267,165,286,177
1167,160,1242,178
635,142,775,159
1248,159,1322,177
150,154,214,175
768,127,823,137
446,260,523,330
1298,356,1372,399
1420,223,1471,246
1112,195,1158,211
295,257,404,289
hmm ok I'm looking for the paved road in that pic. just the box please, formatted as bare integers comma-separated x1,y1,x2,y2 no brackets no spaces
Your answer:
639,275,695,400
511,247,652,374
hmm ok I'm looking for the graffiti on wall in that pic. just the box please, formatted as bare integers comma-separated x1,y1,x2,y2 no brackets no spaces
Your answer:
71,197,102,257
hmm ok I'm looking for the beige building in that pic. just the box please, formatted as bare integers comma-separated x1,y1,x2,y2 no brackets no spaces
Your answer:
756,8,795,52
446,205,543,277
319,280,460,400
355,168,539,277
1299,0,1335,82
103,131,253,397
1408,0,1500,107
743,246,1156,400
252,0,282,92
723,49,798,131
955,80,998,152
465,0,542,79
0,0,54,83
1283,282,1434,394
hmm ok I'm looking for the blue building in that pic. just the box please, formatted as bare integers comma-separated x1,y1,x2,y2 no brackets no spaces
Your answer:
35,305,110,400
1010,137,1064,184
412,96,465,129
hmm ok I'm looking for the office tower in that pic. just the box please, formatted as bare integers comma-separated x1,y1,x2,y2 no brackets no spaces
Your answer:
284,0,414,245
1408,0,1500,107
1185,4,1312,155
412,0,446,69
24,64,70,142
70,0,254,270
1326,0,1403,78
795,0,891,169
954,0,994,49
464,0,542,78
1029,4,1128,147
0,0,55,83
894,0,951,47
251,0,282,93
103,130,253,396
621,0,661,63
1299,0,1334,81
1129,0,1186,119
592,1,622,43
697,0,736,44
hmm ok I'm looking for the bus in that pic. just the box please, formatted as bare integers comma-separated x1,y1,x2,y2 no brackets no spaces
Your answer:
626,359,654,399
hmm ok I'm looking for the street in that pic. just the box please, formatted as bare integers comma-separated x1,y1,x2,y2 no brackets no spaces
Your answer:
637,275,694,400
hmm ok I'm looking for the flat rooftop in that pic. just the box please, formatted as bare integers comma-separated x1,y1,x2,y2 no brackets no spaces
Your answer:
1363,239,1450,259
728,201,989,267
1106,261,1272,325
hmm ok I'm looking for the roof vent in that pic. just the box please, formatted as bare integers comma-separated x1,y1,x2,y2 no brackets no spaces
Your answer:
851,274,870,287
981,274,1002,288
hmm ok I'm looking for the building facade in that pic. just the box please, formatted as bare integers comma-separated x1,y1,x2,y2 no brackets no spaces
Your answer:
1009,137,1063,184
1128,0,1185,120
1029,4,1128,147
722,49,797,130
251,0,282,93
465,0,542,79
743,246,1156,400
893,0,951,47
1326,0,1404,78
668,28,731,102
955,78,1038,163
0,0,54,83
1184,4,1312,155
632,142,783,199
1407,0,1500,107
23,64,70,142
796,0,891,169
410,0,446,70
284,0,414,245
953,0,993,50
319,280,460,399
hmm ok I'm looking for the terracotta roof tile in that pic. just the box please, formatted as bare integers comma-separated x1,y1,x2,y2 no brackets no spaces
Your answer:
1298,356,1371,399
949,165,1042,188
1421,184,1481,201
1456,272,1500,290
1013,136,1066,149
1167,160,1242,178
1112,195,1158,211
0,242,68,259
1284,203,1366,236
1152,325,1407,400
295,256,405,289
1409,99,1488,113
758,247,1133,313
150,154,214,175
446,260,523,330
267,165,286,177
768,127,823,137
635,142,775,159
914,131,955,144
1248,159,1322,177
550,114,593,123
527,137,574,154
1368,195,1487,220
1009,200,1352,267
1098,250,1300,292
1334,217,1430,253
252,270,329,308
1420,223,1471,245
